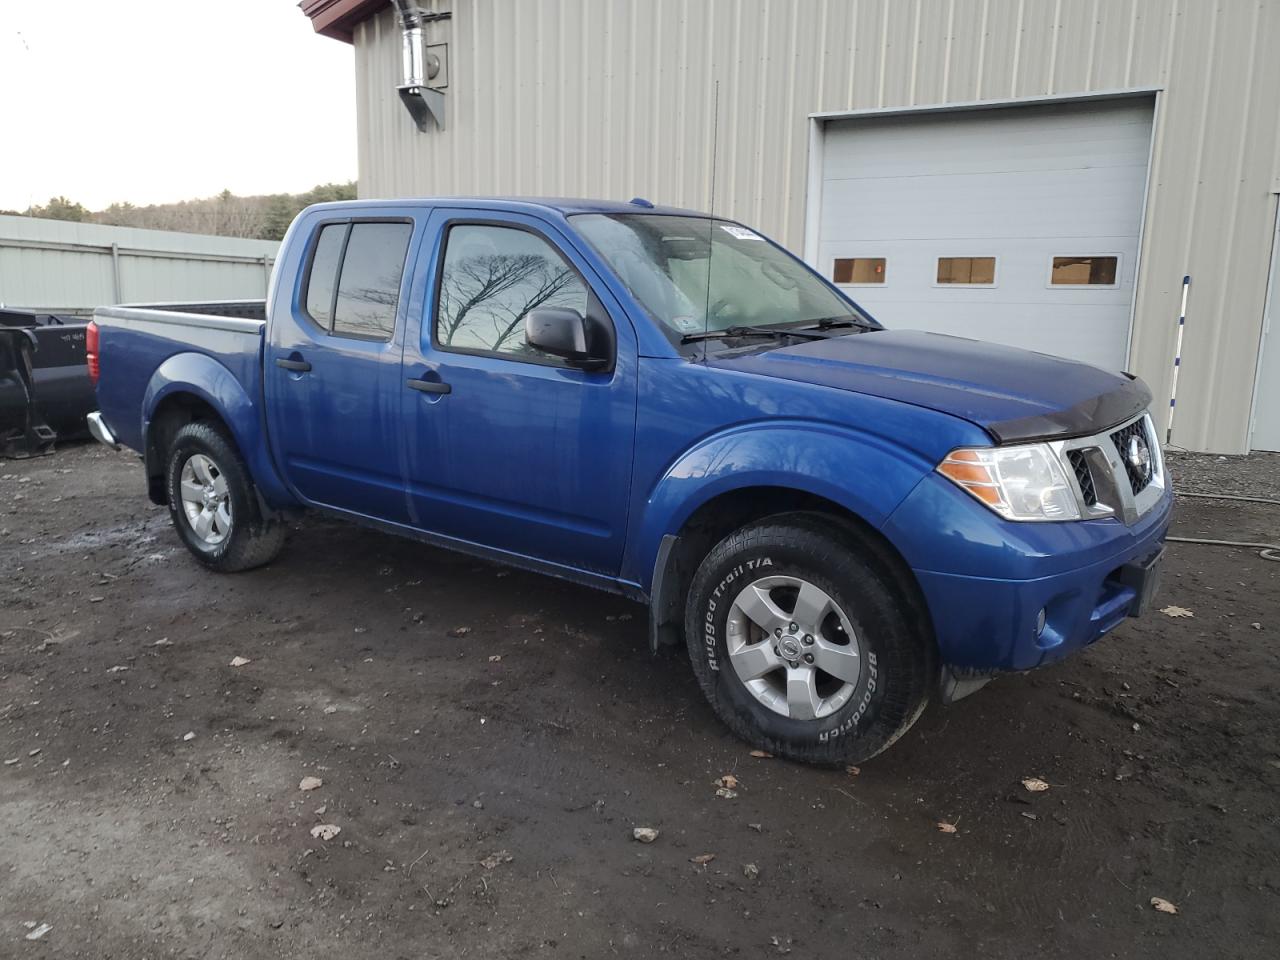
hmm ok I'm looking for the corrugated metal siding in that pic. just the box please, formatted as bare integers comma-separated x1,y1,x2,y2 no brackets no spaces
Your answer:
353,0,1280,454
0,215,280,315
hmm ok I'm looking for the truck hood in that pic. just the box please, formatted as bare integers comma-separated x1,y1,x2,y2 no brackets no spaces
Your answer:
707,329,1152,443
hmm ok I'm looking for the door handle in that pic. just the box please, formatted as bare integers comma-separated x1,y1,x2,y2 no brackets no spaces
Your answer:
275,357,312,372
406,377,451,395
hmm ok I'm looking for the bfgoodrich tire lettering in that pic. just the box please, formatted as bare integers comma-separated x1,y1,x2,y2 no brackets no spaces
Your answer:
165,422,286,573
684,516,935,765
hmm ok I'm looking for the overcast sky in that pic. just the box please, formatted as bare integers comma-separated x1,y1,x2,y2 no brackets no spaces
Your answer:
0,1,358,211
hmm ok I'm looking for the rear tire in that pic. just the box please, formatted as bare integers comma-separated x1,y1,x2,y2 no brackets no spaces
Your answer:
165,421,285,572
684,515,934,765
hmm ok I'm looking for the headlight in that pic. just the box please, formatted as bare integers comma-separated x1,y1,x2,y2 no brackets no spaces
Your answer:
937,443,1080,521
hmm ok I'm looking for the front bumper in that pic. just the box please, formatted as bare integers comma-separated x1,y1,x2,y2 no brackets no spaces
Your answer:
885,473,1173,673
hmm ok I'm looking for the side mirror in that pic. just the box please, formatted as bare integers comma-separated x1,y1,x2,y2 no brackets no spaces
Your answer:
525,307,611,370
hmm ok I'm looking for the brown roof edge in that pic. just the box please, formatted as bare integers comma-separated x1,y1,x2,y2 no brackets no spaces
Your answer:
299,0,387,43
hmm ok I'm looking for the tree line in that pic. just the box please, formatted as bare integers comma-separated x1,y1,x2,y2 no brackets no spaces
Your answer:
1,183,357,242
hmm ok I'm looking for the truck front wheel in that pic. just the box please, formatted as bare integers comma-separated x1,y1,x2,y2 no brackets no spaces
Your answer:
684,516,934,765
164,422,285,572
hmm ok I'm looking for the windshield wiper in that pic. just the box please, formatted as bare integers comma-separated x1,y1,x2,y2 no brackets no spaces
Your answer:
681,325,827,344
801,316,878,331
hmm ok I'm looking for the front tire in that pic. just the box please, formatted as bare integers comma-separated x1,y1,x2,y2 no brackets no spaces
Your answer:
165,421,285,572
684,516,934,765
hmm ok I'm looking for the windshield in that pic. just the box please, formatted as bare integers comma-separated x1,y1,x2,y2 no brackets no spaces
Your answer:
572,214,874,345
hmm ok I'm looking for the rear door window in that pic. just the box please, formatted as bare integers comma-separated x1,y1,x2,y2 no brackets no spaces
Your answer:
301,220,413,340
333,223,413,339
304,224,346,328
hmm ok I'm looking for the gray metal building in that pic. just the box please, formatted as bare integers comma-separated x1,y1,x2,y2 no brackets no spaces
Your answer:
0,215,279,317
303,0,1280,454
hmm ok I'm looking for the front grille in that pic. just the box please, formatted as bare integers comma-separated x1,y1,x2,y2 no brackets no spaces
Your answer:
1067,450,1098,505
1110,419,1154,494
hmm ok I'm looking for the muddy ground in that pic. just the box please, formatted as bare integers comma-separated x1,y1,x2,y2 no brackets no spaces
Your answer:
1,443,1277,959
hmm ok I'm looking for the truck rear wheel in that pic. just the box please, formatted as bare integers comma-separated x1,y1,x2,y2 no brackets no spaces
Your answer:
684,516,934,765
164,421,285,572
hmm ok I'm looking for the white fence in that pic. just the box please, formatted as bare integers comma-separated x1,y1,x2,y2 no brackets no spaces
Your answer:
0,215,280,316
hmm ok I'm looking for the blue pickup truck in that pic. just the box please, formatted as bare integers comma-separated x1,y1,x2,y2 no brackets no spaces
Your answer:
87,197,1170,764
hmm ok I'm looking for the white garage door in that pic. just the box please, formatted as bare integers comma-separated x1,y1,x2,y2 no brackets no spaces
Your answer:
816,98,1154,372
1252,208,1280,452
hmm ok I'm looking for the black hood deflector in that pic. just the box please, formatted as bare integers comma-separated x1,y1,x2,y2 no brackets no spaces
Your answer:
984,373,1151,443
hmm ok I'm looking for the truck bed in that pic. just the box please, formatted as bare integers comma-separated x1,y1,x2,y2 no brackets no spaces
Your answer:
92,300,267,455
120,301,269,322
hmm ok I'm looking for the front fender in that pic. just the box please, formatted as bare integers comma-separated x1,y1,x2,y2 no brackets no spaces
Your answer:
622,420,932,589
142,353,294,509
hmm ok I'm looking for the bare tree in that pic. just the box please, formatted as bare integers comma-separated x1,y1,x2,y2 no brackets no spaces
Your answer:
440,253,579,352
488,266,578,352
91,183,355,240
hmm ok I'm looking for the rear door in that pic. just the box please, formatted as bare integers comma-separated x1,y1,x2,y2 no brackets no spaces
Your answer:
400,209,638,575
265,212,418,522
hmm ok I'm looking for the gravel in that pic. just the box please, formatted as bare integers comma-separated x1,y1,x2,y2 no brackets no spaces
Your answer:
1166,450,1280,500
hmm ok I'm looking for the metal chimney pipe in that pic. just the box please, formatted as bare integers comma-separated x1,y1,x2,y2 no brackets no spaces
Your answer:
390,0,446,130
392,0,426,87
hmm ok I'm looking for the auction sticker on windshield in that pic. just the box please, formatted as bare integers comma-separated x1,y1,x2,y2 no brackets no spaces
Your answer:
720,225,763,241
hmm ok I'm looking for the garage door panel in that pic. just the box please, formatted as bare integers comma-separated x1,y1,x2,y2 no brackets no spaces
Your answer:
821,105,1155,180
821,141,1151,182
820,170,1147,241
847,298,1131,371
819,106,1146,157
817,97,1153,372
831,241,1135,302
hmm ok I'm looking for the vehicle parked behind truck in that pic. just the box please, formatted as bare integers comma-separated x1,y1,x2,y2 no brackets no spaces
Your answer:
86,198,1171,765
1,307,94,456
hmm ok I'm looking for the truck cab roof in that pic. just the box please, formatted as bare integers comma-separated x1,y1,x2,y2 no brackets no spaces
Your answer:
299,197,708,219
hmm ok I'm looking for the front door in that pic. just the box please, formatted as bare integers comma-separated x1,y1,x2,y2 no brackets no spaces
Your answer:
265,214,418,522
400,210,638,575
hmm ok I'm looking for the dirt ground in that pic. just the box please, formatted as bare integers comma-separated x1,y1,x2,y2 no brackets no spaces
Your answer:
2,443,1277,959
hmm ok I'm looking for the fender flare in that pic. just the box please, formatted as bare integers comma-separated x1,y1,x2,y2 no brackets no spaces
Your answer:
631,421,935,654
141,353,294,509
625,420,932,593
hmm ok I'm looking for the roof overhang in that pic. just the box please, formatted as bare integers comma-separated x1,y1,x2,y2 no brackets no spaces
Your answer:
299,0,387,43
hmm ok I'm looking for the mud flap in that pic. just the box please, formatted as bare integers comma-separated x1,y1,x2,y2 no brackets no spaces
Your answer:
649,534,682,653
938,665,993,705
